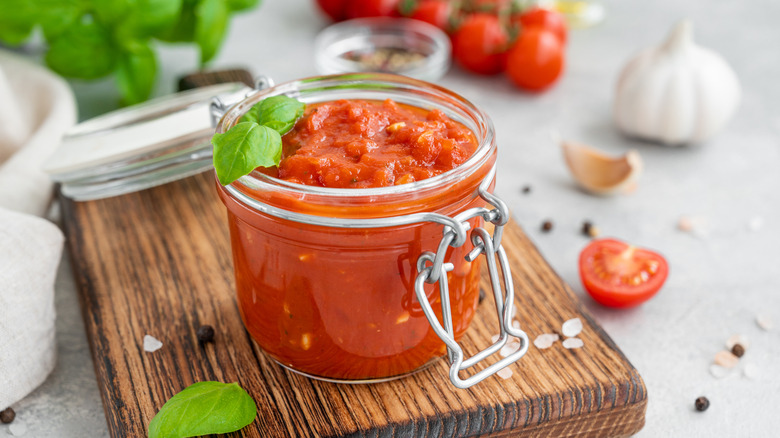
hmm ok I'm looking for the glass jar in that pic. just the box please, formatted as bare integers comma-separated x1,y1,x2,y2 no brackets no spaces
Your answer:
214,74,527,388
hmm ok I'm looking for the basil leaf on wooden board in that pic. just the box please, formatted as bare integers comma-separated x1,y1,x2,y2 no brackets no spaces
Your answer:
148,381,256,438
194,0,230,64
212,122,282,185
240,95,306,135
116,41,158,105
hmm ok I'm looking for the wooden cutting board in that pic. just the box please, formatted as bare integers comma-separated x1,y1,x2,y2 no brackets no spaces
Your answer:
61,172,646,437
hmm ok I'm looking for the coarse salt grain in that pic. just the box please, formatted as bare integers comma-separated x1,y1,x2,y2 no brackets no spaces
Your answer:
714,350,739,369
743,363,759,380
500,341,521,358
678,216,694,232
562,337,584,349
9,420,27,436
512,320,521,329
533,333,559,349
143,335,163,353
497,367,513,380
756,314,774,331
709,364,730,379
678,216,710,238
491,334,500,343
561,318,583,337
726,334,750,350
748,216,764,232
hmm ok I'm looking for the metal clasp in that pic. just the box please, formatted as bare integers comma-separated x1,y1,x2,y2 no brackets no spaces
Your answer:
209,75,275,126
414,167,529,389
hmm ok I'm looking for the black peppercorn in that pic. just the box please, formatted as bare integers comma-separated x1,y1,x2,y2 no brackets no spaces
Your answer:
0,407,15,424
197,325,215,345
695,396,710,412
521,185,532,194
731,343,745,358
581,220,601,237
478,288,486,304
541,220,553,232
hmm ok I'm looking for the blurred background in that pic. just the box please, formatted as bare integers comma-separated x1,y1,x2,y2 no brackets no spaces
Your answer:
1,0,778,436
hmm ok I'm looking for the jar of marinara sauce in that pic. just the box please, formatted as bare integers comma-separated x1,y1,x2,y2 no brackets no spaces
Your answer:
214,73,528,389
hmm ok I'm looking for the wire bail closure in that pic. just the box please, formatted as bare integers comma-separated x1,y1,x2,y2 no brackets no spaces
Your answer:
414,167,529,389
216,77,527,388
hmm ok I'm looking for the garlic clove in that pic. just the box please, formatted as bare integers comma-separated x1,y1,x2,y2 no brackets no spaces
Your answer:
561,141,643,196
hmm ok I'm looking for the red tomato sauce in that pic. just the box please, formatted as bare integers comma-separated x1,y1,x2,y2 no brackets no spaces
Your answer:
275,99,478,188
224,99,487,380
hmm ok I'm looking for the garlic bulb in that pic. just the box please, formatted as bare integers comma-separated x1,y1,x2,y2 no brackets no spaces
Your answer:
613,20,741,145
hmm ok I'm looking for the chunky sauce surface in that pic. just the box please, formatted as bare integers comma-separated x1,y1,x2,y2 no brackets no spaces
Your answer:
275,99,478,188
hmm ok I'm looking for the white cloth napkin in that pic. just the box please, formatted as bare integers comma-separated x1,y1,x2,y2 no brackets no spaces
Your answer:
0,50,76,410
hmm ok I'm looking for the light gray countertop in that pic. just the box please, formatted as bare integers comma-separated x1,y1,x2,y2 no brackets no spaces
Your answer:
3,0,778,436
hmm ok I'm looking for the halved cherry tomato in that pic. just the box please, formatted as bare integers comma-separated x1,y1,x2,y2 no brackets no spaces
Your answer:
451,13,509,75
505,27,564,91
346,0,401,19
409,0,453,31
579,238,669,308
513,7,567,44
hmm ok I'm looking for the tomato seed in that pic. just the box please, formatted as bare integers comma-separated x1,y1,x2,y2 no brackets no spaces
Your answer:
0,407,14,424
731,343,745,358
541,220,553,232
197,325,215,345
695,396,710,412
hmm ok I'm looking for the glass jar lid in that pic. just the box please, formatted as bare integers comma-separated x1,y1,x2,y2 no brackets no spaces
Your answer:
43,82,251,201
314,18,451,82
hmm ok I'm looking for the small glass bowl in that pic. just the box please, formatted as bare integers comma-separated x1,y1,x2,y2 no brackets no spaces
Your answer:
314,18,451,82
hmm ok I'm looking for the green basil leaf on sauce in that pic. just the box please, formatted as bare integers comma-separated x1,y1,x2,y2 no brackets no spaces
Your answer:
212,122,282,185
242,95,306,135
148,381,256,438
116,41,157,105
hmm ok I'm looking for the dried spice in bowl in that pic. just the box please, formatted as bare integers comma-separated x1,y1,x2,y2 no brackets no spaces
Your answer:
342,47,428,73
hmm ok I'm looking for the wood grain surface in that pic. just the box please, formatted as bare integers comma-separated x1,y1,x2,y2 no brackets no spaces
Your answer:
61,172,647,437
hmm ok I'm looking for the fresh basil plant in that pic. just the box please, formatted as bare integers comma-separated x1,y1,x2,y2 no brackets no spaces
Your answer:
0,0,262,104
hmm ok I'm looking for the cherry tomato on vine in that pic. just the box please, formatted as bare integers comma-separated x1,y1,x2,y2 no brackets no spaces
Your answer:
315,0,401,21
315,0,350,21
579,238,669,308
514,7,567,44
464,0,512,14
451,13,509,75
505,27,564,91
408,0,453,31
346,0,401,19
